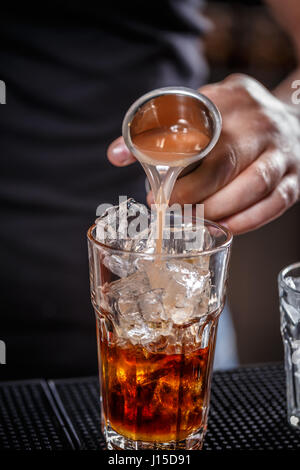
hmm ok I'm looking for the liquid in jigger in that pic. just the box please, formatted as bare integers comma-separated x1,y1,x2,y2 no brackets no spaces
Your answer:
132,124,210,164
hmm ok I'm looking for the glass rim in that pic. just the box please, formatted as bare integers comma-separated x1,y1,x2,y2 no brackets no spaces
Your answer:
87,217,233,259
278,261,300,295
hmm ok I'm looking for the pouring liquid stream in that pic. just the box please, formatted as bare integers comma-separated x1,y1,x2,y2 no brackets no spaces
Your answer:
132,125,210,254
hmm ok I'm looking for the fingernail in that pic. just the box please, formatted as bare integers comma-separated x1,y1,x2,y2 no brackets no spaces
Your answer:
109,141,131,165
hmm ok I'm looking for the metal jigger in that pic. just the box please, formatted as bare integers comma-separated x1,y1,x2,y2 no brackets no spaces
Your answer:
122,86,222,200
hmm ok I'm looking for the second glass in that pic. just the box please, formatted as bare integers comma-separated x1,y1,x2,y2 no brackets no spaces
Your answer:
278,262,300,429
88,216,232,450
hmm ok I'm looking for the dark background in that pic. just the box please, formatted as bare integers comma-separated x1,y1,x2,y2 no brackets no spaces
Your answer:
204,0,300,365
0,0,299,377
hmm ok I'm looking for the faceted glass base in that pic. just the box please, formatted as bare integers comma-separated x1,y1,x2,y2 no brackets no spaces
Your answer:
104,422,206,450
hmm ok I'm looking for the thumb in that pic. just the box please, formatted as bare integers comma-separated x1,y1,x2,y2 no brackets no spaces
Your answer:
107,136,136,167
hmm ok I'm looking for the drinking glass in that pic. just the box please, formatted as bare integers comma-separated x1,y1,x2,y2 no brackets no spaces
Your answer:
278,262,300,428
87,216,232,449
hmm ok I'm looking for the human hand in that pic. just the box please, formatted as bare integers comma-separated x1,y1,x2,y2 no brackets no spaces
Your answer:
107,74,300,234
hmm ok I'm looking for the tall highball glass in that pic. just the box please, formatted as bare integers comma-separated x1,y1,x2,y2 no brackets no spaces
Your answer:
88,216,232,450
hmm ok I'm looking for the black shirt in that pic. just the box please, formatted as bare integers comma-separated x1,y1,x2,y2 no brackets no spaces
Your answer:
0,1,208,378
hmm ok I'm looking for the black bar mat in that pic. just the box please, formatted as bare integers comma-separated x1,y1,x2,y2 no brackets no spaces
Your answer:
205,364,300,450
50,364,300,450
0,379,76,450
48,377,106,450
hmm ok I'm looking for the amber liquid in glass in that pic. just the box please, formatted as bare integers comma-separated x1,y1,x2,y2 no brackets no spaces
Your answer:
97,312,216,443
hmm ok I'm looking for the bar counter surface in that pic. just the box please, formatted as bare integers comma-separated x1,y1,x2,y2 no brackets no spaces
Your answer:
0,363,299,451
